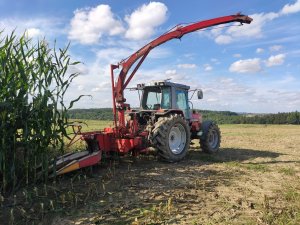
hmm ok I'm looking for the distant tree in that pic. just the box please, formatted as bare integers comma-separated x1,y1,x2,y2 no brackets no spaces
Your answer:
67,108,300,125
287,111,300,124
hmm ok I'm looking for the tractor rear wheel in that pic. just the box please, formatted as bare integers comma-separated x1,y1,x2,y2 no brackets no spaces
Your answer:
200,120,221,154
151,114,190,162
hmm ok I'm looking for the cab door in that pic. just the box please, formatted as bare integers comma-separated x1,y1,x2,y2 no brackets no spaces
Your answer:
174,89,189,119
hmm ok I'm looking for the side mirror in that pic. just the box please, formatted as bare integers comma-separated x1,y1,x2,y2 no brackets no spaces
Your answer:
197,90,203,99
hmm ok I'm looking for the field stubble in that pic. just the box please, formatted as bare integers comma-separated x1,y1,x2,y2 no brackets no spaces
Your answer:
1,123,299,225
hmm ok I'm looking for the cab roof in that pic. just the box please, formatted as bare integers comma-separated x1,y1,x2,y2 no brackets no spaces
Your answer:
137,80,190,90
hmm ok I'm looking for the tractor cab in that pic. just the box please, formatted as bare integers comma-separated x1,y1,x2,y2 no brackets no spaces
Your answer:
137,80,202,119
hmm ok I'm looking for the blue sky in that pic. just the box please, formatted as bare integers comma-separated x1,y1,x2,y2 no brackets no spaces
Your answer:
1,0,300,113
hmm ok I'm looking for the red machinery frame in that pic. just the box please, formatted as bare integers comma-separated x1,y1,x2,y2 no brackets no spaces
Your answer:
55,13,252,175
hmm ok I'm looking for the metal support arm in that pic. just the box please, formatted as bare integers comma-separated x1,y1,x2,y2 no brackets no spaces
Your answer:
113,13,252,103
110,13,252,129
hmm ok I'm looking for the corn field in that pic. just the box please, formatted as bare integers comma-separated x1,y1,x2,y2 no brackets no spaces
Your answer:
0,31,81,193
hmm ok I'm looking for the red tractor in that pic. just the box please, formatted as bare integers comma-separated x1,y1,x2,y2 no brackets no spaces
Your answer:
54,14,252,175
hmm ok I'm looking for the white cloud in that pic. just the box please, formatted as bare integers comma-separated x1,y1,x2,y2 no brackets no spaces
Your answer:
91,81,111,92
229,58,262,73
215,34,232,44
277,75,296,84
95,47,132,63
177,63,196,69
66,52,300,112
148,47,171,59
210,25,224,36
125,2,167,40
67,2,169,44
206,98,218,102
256,48,264,53
188,73,300,113
125,2,168,40
165,69,176,75
65,43,175,109
68,63,89,76
233,53,242,58
219,78,234,84
211,12,280,44
280,0,300,15
91,87,101,92
0,18,61,38
25,28,43,38
210,58,219,63
204,64,213,71
269,45,283,52
225,12,279,39
213,1,300,45
68,5,125,44
183,53,196,59
77,85,84,91
265,54,285,67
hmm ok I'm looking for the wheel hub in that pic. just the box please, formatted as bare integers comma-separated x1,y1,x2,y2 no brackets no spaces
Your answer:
168,124,186,154
208,130,219,149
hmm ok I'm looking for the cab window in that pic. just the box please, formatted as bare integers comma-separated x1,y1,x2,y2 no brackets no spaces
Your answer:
175,89,188,117
142,87,171,110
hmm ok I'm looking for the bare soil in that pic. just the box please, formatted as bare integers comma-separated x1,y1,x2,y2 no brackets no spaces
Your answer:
1,124,300,225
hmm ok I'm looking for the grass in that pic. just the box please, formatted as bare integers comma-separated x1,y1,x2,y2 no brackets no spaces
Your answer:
67,120,113,132
279,167,296,176
65,120,113,151
130,198,174,224
224,161,269,172
244,163,269,172
284,187,300,202
1,123,299,224
262,186,300,224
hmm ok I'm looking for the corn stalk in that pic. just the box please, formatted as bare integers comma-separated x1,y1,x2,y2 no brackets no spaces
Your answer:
0,31,81,193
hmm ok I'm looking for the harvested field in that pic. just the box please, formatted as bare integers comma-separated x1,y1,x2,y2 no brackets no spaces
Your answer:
1,124,299,224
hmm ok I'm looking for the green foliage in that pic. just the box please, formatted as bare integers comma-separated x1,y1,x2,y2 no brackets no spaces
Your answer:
201,110,300,124
279,167,296,176
68,108,113,120
0,31,80,193
67,108,300,125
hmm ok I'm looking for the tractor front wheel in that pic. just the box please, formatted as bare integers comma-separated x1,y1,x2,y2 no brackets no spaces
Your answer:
151,114,190,162
200,120,221,154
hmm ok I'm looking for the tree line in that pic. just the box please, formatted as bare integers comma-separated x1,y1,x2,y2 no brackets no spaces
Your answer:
201,110,300,124
67,108,300,125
